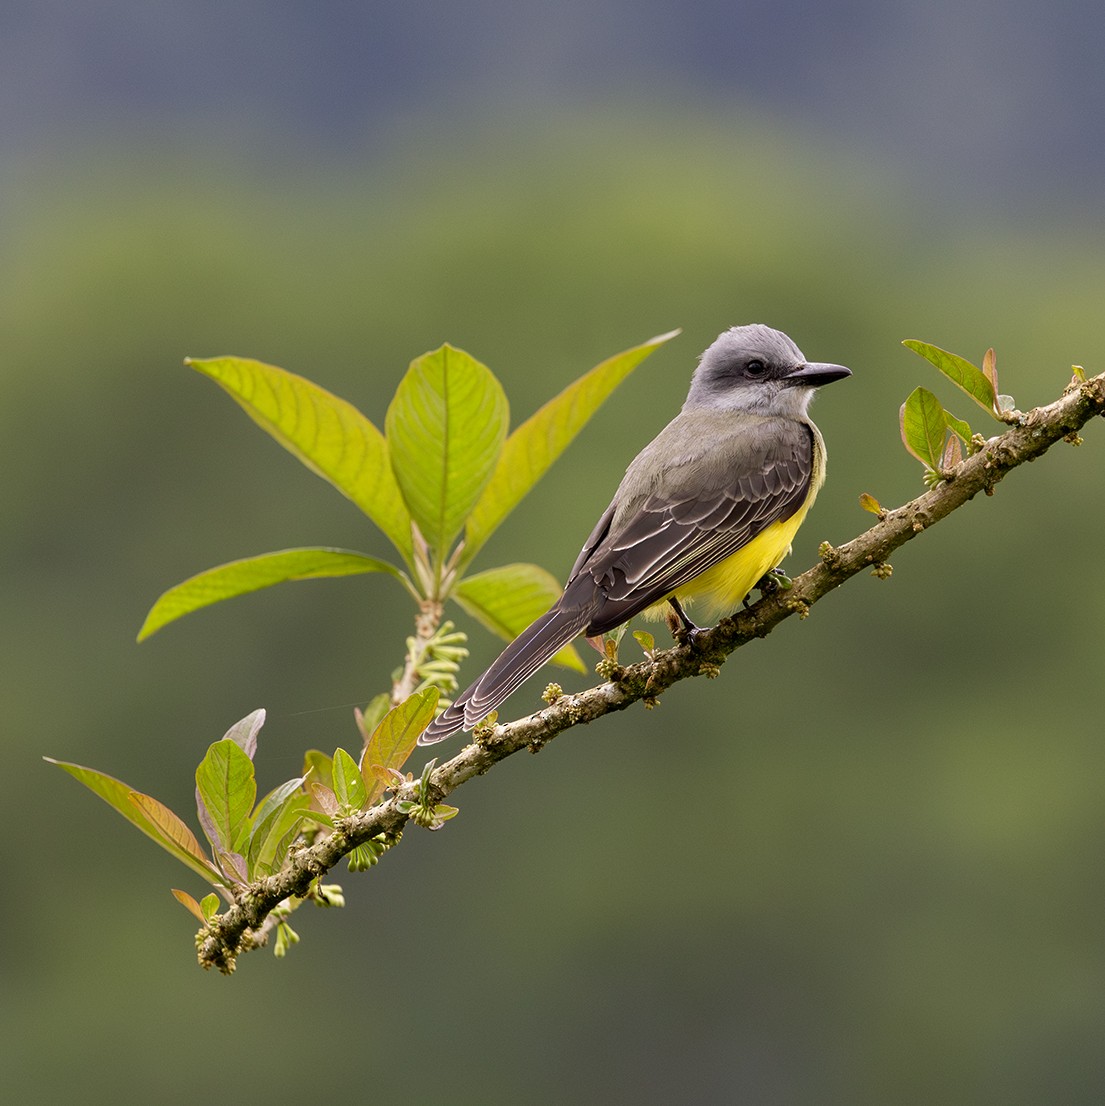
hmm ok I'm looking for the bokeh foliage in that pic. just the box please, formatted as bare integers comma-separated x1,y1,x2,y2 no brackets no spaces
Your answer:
5,112,1105,1103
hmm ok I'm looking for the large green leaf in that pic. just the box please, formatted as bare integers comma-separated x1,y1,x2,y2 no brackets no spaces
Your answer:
454,562,585,673
248,791,313,878
331,747,368,815
46,758,223,885
138,547,406,641
461,330,680,567
384,345,509,557
187,356,413,559
195,739,256,855
902,340,996,415
899,387,948,470
361,687,439,804
246,777,308,878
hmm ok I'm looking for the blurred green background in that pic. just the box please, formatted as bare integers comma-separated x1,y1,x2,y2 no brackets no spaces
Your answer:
4,5,1104,1104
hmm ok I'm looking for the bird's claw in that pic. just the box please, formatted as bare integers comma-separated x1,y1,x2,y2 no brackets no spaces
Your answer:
668,596,708,649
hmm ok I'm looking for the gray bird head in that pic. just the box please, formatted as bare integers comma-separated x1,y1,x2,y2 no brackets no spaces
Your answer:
684,324,851,418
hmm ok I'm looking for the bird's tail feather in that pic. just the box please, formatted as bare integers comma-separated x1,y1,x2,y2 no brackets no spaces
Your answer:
419,602,592,744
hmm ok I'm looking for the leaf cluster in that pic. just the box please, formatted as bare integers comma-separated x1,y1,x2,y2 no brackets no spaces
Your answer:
46,689,442,945
50,331,678,957
45,327,1105,971
136,333,679,674
898,340,1017,484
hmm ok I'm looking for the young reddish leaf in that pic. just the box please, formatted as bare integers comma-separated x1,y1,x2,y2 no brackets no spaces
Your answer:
369,765,407,792
981,348,998,397
941,434,964,470
214,850,249,885
462,330,680,565
899,387,947,469
172,888,208,924
309,782,340,817
195,738,256,855
138,547,405,641
331,747,368,814
362,687,439,805
454,563,584,672
354,694,391,747
902,340,996,415
186,356,413,561
858,492,883,515
221,709,266,760
46,758,223,885
129,791,223,879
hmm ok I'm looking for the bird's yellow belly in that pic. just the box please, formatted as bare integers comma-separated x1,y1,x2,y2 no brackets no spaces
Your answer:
642,505,812,625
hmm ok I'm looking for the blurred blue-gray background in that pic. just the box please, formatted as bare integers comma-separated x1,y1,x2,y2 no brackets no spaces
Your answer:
4,4,1104,1103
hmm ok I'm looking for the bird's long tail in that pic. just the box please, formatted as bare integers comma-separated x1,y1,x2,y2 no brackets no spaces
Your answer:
419,601,593,744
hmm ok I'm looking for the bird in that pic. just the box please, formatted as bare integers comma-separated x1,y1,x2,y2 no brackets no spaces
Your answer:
419,323,851,744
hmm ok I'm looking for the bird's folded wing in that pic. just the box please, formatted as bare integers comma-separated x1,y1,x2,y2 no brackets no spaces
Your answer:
575,423,813,630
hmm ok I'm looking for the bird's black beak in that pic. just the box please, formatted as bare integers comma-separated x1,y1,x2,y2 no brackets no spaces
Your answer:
785,361,852,387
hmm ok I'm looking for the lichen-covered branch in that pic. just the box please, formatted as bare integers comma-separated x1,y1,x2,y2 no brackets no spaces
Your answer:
198,372,1104,973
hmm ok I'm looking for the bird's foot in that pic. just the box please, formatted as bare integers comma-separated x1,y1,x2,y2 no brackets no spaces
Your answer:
667,597,709,648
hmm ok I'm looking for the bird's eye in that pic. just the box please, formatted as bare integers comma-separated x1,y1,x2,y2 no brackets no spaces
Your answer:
745,359,768,377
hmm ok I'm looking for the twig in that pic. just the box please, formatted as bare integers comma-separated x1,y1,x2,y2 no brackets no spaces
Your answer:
197,371,1104,972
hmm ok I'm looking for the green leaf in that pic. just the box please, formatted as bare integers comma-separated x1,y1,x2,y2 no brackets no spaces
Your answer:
302,748,333,789
632,629,655,656
200,892,221,922
943,410,973,444
187,356,413,560
46,758,223,885
902,340,996,415
858,492,883,516
899,387,947,469
462,330,680,566
246,777,309,878
454,563,584,673
362,687,440,805
330,747,368,815
385,345,509,557
138,547,406,641
195,739,256,855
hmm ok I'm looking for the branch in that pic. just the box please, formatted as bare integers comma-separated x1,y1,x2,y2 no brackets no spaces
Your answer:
197,372,1105,972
